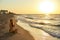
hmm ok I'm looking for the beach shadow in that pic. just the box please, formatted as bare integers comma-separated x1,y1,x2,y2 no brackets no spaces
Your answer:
0,32,16,40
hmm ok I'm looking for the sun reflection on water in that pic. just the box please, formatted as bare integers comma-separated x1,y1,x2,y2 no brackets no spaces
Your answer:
43,20,50,24
44,14,50,19
43,14,51,24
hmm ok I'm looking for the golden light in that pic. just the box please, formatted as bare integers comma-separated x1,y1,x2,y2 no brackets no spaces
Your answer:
43,20,50,23
38,1,55,14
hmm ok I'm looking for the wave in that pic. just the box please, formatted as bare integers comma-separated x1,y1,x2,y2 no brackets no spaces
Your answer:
16,15,60,38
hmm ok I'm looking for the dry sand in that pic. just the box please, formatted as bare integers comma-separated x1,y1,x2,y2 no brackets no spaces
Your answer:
0,14,34,40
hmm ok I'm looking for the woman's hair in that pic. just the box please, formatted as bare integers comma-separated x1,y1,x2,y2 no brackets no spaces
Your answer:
10,19,14,27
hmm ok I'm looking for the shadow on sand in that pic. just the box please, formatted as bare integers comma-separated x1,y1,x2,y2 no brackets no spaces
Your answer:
0,32,15,40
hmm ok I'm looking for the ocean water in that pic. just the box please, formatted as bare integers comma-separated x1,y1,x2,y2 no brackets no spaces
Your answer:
16,14,60,40
16,14,60,26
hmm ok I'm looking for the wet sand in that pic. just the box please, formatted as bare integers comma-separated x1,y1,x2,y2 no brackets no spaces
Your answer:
17,20,60,40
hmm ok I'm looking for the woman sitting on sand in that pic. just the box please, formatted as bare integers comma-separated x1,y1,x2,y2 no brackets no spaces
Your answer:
9,19,17,33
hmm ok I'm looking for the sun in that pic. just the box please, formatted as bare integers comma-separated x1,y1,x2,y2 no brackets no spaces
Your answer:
38,1,55,14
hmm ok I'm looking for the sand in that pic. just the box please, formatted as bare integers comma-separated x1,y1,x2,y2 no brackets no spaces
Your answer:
0,14,34,40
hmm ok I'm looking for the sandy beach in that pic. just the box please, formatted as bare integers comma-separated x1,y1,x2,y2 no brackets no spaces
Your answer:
0,14,34,40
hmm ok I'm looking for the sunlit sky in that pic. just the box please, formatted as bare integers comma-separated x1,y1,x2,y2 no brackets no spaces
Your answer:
0,0,60,14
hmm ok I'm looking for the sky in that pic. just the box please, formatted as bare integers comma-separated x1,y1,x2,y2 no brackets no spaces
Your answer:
0,0,60,14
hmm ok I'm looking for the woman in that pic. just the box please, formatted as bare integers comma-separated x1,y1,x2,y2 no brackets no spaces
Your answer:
9,19,17,33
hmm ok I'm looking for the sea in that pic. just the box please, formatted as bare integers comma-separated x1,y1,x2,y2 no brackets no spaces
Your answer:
15,14,60,40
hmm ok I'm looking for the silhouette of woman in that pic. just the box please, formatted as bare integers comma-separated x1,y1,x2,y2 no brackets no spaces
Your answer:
9,19,17,33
